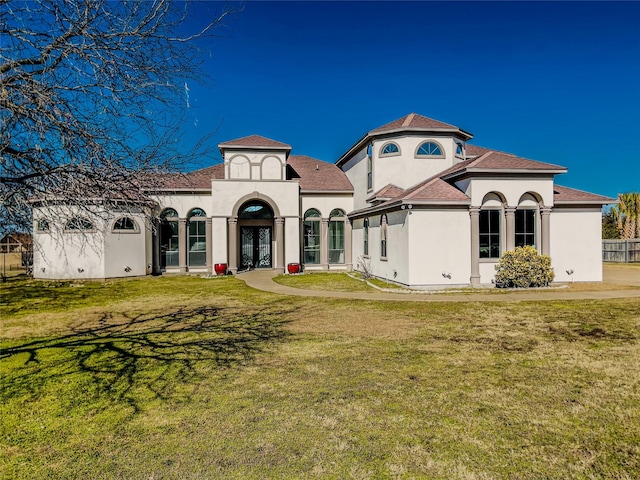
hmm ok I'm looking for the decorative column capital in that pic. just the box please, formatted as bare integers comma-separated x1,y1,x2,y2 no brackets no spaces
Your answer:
540,207,552,216
469,206,481,216
504,206,516,215
228,217,238,225
275,217,285,225
321,217,330,225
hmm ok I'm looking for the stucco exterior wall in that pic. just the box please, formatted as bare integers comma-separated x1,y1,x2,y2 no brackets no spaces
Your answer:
363,210,411,285
371,136,459,192
225,151,287,180
460,177,555,207
341,148,369,210
104,213,148,278
406,209,471,287
300,194,353,219
210,180,299,217
33,207,106,279
550,208,603,282
152,194,212,218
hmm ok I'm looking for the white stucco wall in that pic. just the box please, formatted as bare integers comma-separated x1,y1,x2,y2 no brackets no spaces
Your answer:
300,194,353,219
371,136,459,192
362,211,411,285
210,180,299,217
285,217,300,266
211,217,228,264
406,209,471,287
341,148,369,211
460,177,555,207
550,208,603,282
152,194,212,218
225,151,287,181
104,214,148,278
33,207,106,279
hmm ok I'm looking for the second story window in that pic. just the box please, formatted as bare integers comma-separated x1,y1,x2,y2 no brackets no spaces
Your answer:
416,141,444,158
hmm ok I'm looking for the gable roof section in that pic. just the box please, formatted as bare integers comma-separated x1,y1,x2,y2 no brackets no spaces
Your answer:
287,155,353,192
366,183,404,203
218,135,292,151
553,185,615,205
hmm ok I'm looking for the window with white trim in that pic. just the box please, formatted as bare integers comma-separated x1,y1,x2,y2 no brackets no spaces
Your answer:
380,142,400,157
416,141,444,157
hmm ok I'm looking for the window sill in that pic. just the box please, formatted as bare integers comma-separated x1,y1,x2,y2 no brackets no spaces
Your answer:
479,258,499,263
380,256,388,262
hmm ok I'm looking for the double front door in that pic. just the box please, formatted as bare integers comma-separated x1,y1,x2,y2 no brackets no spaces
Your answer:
240,226,272,270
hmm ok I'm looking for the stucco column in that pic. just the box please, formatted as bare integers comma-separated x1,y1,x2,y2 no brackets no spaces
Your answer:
321,218,329,270
469,207,480,285
152,218,161,275
505,207,516,252
178,218,187,273
228,217,238,274
541,207,552,256
205,217,213,274
345,219,353,271
275,217,285,274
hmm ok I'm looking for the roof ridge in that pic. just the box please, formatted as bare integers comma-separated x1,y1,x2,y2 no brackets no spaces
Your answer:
402,113,416,127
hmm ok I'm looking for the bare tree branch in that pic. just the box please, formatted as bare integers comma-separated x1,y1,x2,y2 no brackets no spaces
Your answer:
0,0,237,233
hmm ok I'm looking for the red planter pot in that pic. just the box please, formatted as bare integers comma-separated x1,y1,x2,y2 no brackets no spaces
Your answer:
287,263,301,274
214,263,228,276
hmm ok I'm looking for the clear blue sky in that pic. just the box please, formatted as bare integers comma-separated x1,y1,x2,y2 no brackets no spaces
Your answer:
179,1,640,199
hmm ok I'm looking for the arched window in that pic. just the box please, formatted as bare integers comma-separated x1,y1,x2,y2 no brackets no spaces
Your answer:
380,214,388,258
160,208,178,219
364,218,369,256
188,208,207,267
455,142,464,157
416,141,444,158
380,142,400,157
329,209,346,264
239,201,273,219
479,193,503,259
65,217,94,231
303,209,321,265
113,217,138,232
367,155,373,190
160,208,179,268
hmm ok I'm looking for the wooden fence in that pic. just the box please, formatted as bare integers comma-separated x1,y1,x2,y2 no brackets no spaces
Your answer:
602,239,640,263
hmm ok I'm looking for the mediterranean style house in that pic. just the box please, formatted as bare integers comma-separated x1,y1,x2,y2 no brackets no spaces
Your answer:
32,113,613,287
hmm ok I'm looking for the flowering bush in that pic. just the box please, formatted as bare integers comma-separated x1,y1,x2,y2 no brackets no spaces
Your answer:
494,246,555,288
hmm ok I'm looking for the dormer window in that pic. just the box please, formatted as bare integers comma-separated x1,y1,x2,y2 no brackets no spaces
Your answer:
380,142,400,157
416,141,444,158
455,142,464,158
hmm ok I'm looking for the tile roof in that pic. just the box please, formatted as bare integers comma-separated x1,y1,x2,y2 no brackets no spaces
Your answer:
553,185,615,204
370,113,460,134
218,135,292,150
366,184,405,202
287,155,353,192
441,150,566,179
398,177,470,203
155,164,224,190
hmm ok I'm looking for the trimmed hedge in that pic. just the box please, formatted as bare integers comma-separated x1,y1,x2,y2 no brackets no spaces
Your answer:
494,246,555,288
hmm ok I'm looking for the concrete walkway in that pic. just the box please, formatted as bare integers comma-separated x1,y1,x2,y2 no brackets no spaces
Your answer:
238,268,640,303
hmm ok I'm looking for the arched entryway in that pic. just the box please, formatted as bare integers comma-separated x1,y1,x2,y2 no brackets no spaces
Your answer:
238,200,274,270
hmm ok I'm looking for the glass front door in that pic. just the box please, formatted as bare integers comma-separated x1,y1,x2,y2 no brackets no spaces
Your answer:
240,226,272,269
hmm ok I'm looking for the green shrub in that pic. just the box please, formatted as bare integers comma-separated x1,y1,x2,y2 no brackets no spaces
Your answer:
494,246,555,288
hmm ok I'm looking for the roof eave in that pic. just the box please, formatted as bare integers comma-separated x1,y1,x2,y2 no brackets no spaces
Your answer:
441,167,568,180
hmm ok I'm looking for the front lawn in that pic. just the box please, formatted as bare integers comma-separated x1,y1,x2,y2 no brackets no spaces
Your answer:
1,275,639,478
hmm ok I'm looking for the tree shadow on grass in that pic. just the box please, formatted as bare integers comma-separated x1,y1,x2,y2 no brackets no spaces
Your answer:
1,303,293,412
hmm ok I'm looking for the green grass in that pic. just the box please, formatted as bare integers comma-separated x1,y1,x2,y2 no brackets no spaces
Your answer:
273,272,377,292
1,275,639,479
